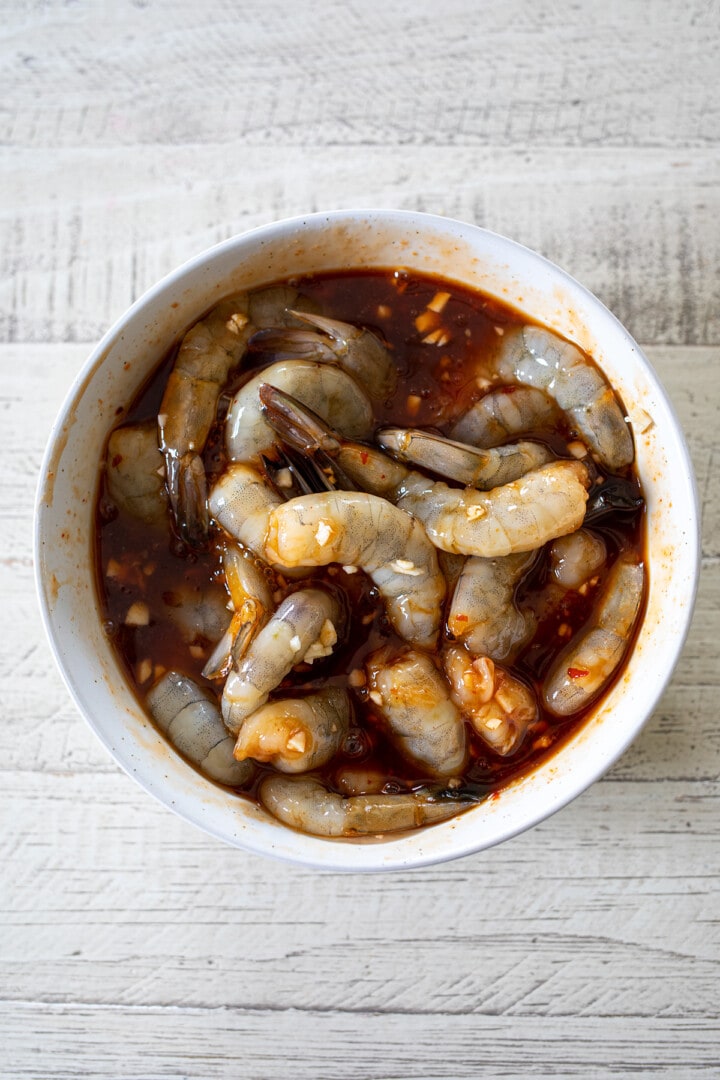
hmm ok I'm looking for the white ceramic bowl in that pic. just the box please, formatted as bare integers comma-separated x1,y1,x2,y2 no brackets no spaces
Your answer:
35,210,700,871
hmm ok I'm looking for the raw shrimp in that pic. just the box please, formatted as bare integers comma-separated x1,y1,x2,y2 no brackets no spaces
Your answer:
549,529,607,591
449,386,560,447
365,647,467,777
444,647,538,756
225,360,373,464
146,671,253,786
106,420,166,527
448,552,537,662
542,556,645,717
202,545,275,681
259,775,477,836
260,386,589,557
377,426,553,490
158,288,314,545
259,383,407,499
249,311,397,400
492,326,634,469
232,688,351,773
158,294,252,546
209,463,285,559
222,587,341,733
162,583,231,645
525,528,607,626
264,491,445,649
396,460,590,557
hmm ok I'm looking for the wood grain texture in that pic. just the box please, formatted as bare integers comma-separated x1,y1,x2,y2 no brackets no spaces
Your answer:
2,147,719,346
2,0,720,1076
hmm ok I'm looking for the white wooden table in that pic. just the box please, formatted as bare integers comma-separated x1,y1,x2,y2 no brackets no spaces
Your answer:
3,2,719,1076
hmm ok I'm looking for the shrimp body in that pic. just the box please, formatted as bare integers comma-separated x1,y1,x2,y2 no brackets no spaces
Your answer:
159,294,253,545
449,386,560,447
222,587,340,733
264,491,445,648
209,463,284,558
202,545,276,681
158,287,323,544
396,460,590,557
377,427,553,490
493,326,634,469
226,360,373,464
146,671,253,786
106,420,167,527
444,647,538,757
233,688,351,773
365,647,467,777
249,312,397,401
259,775,475,836
542,557,644,717
448,552,537,662
259,387,587,559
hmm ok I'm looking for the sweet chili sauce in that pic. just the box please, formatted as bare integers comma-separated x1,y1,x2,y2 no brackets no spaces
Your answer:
95,270,646,809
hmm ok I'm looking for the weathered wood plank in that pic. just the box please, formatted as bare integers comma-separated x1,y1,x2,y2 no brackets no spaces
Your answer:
2,0,718,152
3,1005,720,1079
1,770,718,1016
1,149,718,345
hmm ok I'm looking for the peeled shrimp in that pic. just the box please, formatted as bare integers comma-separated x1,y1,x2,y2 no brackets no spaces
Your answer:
225,360,373,464
158,288,313,545
444,647,538,756
365,647,467,777
146,671,252,786
233,688,351,773
542,556,645,717
249,312,397,400
377,427,553,490
492,326,634,469
448,552,537,662
449,386,560,447
259,775,476,836
106,420,166,527
222,587,341,733
264,491,445,649
396,460,590,557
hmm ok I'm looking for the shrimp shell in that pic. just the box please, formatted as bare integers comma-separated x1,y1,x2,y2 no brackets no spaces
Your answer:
259,775,476,837
365,647,468,778
225,360,373,464
542,556,645,717
396,459,590,557
449,386,560,447
377,427,553,490
146,671,253,787
106,420,166,527
222,587,340,733
493,326,634,469
448,552,537,662
264,490,446,648
444,647,538,757
233,688,351,773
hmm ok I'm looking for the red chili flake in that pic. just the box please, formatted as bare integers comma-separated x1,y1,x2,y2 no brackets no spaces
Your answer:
111,454,123,467
567,666,590,679
360,451,369,465
454,614,469,622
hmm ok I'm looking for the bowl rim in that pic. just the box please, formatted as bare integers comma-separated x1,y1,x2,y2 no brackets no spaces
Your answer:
34,208,702,871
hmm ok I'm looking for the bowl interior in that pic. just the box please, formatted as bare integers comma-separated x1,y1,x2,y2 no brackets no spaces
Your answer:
35,210,699,870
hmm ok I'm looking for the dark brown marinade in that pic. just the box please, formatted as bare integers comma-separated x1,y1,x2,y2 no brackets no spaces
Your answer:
95,269,646,810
